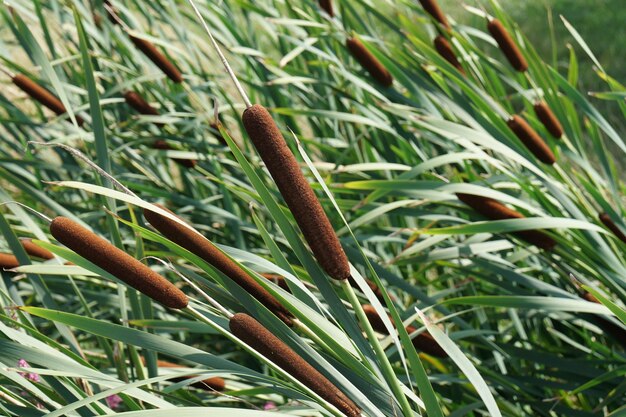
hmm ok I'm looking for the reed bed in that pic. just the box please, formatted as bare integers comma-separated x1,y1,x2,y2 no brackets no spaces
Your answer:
507,115,556,164
456,193,557,250
533,102,564,139
433,36,464,74
599,213,626,244
20,238,54,260
49,216,188,309
345,37,393,88
229,313,360,417
487,18,528,72
143,205,294,325
241,104,351,281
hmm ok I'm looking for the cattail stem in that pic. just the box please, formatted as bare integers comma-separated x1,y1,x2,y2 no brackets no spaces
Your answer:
457,193,557,250
362,305,447,358
433,36,464,74
418,0,451,30
229,313,361,417
50,216,188,309
20,238,54,260
0,253,20,269
129,35,183,83
533,101,563,139
599,213,626,244
487,18,528,72
12,74,84,126
143,205,293,326
345,37,393,88
507,115,556,165
242,105,350,281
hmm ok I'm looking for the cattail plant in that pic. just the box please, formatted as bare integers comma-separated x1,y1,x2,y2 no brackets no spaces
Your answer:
103,0,120,24
0,253,19,269
507,115,556,165
418,0,450,30
241,104,351,281
11,74,84,126
124,91,160,116
345,37,393,88
457,193,557,250
599,213,626,244
49,216,188,309
433,36,464,74
318,0,333,16
152,140,197,168
129,35,183,83
487,18,528,72
143,205,294,326
262,273,291,293
533,102,563,139
145,358,226,392
362,305,447,358
581,291,600,304
229,313,360,417
20,238,54,260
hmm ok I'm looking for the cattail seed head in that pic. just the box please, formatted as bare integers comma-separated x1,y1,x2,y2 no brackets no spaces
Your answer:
418,0,450,30
20,238,54,260
318,0,334,16
362,305,448,358
12,74,84,126
230,313,360,417
151,359,226,392
487,19,528,72
242,105,350,281
581,292,600,304
0,253,19,269
507,115,556,165
533,102,563,139
345,37,393,88
50,216,188,309
457,193,556,250
152,140,197,169
433,36,464,74
124,91,160,116
143,205,293,326
130,35,183,83
262,273,291,293
599,213,626,244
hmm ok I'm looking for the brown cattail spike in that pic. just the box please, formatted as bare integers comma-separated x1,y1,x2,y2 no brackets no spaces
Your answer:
143,205,293,326
362,305,447,358
507,115,556,165
124,91,160,116
12,74,84,126
457,193,557,250
433,36,464,74
152,140,197,169
318,0,334,16
0,253,19,269
533,102,563,139
345,37,393,88
150,359,226,392
20,238,54,260
130,36,183,83
262,273,291,293
230,313,360,417
487,19,528,72
242,105,350,281
418,0,450,30
49,216,188,309
599,213,626,244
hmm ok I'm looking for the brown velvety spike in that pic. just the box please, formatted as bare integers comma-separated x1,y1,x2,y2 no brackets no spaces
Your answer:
507,115,556,165
345,37,393,88
153,359,226,392
152,140,197,168
362,305,448,358
0,253,19,269
533,102,563,139
50,216,188,309
487,19,528,72
12,74,84,126
242,105,350,281
581,292,600,304
124,91,160,116
318,0,334,16
433,36,464,74
262,273,291,293
130,35,183,83
143,205,293,326
93,12,103,28
348,276,385,302
457,193,557,250
418,0,450,29
230,313,360,417
599,213,626,244
20,238,54,260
